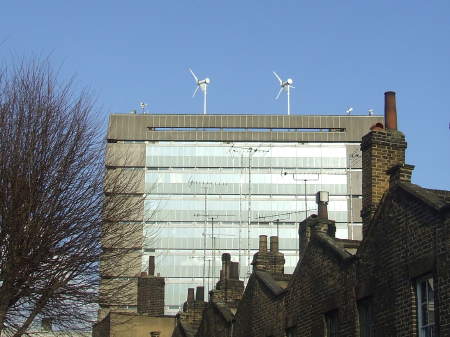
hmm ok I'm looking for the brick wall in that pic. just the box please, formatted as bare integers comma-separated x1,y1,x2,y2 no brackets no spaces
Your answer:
281,90,450,336
137,275,165,316
360,128,406,236
285,216,357,336
233,236,290,337
177,287,207,332
356,184,449,336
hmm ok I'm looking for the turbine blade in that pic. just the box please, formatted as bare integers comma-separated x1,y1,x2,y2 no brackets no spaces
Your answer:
192,85,199,98
273,71,283,85
275,87,283,100
189,68,199,83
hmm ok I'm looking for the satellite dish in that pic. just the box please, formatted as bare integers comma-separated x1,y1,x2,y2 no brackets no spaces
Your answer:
273,71,295,115
189,68,211,115
346,107,353,115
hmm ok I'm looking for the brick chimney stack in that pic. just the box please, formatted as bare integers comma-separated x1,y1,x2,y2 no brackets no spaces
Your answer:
252,235,285,275
211,253,244,309
137,257,165,316
299,191,336,256
360,91,410,237
180,286,207,330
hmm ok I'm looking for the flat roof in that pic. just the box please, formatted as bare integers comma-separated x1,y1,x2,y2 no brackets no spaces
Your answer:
108,114,383,143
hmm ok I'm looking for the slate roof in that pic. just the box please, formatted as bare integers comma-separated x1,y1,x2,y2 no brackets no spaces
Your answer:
313,232,355,262
254,271,287,296
398,182,450,213
211,301,234,323
178,321,196,337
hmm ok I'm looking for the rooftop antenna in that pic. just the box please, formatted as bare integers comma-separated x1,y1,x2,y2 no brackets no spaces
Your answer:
346,107,353,115
273,71,295,115
140,102,148,114
189,68,210,115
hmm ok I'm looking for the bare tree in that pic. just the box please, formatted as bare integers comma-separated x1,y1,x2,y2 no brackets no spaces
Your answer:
0,60,143,336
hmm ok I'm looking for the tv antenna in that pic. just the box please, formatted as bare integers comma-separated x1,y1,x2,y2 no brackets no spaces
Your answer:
140,102,148,114
189,68,210,115
273,71,295,115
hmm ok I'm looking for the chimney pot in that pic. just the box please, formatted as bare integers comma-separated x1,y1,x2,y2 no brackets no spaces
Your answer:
148,256,155,276
230,262,240,279
370,122,384,131
316,191,329,219
222,253,231,279
196,286,204,302
384,91,398,130
270,236,279,253
259,235,268,252
187,288,195,303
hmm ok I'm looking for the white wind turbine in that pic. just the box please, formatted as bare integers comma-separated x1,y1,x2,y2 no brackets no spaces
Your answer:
189,68,211,115
273,71,295,115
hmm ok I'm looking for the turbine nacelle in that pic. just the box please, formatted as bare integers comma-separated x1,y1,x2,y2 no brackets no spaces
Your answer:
198,78,210,85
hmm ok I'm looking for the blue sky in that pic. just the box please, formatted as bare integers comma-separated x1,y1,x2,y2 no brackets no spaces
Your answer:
1,1,449,189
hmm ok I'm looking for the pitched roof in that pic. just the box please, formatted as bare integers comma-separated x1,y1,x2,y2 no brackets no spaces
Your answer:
313,232,355,262
398,182,450,212
211,301,234,323
254,270,286,296
178,321,196,337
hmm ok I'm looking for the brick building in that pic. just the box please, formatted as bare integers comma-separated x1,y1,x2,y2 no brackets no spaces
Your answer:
233,236,291,337
93,258,176,337
195,253,244,337
283,91,450,336
172,254,245,337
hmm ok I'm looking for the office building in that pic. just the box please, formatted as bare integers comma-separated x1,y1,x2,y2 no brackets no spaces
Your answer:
103,113,382,315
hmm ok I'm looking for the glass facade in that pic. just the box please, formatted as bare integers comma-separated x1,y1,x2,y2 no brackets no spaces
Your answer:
141,141,356,314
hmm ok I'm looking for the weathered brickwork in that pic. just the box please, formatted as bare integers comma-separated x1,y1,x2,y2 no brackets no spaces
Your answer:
137,274,165,316
195,301,234,337
94,258,176,337
177,287,208,333
209,253,244,310
360,128,406,236
356,181,450,336
228,92,450,337
195,254,244,337
281,92,450,336
285,213,358,336
233,236,291,337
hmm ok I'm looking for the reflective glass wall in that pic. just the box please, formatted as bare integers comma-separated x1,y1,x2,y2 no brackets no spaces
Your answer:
143,141,351,313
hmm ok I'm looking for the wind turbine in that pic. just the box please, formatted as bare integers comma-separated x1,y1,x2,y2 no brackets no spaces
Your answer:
189,68,210,115
273,71,295,115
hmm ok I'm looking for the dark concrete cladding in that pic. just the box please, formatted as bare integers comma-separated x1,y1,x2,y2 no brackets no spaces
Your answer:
107,114,383,143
